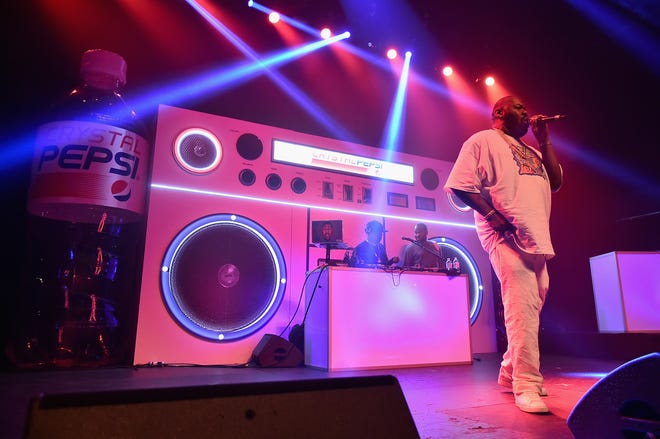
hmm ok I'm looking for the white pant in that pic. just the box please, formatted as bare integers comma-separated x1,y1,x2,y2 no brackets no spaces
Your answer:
489,239,549,394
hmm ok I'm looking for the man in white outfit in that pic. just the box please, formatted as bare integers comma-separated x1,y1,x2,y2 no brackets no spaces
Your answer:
444,96,563,413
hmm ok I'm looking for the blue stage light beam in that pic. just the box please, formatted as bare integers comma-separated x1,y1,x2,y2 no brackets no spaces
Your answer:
381,51,412,151
380,63,659,198
248,1,320,37
3,33,351,174
188,0,355,141
132,31,350,118
551,138,660,200
248,0,482,146
566,0,660,75
1,133,35,174
245,0,658,198
249,1,393,74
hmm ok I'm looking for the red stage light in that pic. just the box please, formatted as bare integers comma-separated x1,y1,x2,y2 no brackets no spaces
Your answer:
320,28,332,39
484,76,495,86
386,48,398,60
442,66,453,77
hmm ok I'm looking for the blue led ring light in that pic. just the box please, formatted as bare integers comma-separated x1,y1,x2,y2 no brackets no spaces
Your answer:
431,236,484,325
161,213,287,341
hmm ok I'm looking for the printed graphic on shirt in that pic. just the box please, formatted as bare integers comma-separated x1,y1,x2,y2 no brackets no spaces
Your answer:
509,144,546,178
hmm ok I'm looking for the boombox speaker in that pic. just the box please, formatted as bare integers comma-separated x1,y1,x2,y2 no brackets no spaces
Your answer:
250,334,303,367
567,352,659,438
24,375,419,438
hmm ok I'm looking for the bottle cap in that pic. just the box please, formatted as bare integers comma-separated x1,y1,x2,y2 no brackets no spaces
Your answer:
80,49,127,85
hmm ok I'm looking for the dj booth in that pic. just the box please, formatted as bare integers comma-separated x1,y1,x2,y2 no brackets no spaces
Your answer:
304,266,472,371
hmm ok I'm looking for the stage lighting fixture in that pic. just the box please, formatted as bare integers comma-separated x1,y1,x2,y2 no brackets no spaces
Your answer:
386,48,398,60
320,28,332,39
249,1,334,38
268,12,280,24
186,0,354,142
442,66,453,77
484,76,495,86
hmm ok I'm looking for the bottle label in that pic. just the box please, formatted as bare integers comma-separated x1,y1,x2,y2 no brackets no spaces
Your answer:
28,120,150,223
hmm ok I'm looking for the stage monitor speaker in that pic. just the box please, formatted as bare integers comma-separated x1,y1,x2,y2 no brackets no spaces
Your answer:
567,352,659,439
250,334,303,367
24,375,419,438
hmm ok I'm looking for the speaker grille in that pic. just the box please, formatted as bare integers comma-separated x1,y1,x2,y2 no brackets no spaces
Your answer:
420,168,439,190
161,214,287,341
236,133,263,161
173,128,222,174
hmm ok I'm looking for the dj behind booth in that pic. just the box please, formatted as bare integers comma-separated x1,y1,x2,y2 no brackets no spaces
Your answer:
398,223,443,270
349,220,399,267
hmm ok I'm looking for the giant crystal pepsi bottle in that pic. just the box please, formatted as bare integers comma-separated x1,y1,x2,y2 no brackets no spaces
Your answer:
13,49,151,368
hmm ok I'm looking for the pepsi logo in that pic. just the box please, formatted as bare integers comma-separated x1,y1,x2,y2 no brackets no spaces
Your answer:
111,180,132,202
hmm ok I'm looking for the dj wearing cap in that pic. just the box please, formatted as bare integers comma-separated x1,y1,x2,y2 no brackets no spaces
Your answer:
349,220,399,267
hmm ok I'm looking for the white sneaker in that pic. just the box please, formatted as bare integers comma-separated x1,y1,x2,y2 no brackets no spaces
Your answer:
497,376,548,396
515,392,549,414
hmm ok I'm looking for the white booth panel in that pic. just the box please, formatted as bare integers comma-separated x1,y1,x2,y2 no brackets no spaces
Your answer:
590,251,660,333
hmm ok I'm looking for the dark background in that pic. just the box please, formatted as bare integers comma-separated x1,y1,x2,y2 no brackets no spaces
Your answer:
2,0,659,368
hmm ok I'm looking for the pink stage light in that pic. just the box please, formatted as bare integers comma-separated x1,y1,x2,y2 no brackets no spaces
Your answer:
484,76,495,86
386,48,398,60
442,66,453,77
320,27,332,39
268,11,280,24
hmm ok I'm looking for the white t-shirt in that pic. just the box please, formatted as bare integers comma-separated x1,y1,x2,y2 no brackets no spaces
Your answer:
444,129,555,258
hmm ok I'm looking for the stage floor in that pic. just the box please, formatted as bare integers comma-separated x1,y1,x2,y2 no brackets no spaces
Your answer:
0,352,625,438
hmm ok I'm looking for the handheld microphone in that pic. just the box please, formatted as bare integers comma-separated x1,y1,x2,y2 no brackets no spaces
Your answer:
531,114,567,122
402,236,415,242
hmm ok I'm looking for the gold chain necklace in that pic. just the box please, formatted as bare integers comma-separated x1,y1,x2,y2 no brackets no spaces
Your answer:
494,128,529,158
494,128,546,177
509,139,528,158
